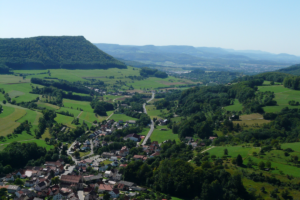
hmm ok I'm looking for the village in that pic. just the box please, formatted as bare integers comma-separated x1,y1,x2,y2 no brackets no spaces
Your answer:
0,113,215,200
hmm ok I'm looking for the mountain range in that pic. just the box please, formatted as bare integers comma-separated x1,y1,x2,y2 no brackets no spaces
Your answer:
94,43,300,73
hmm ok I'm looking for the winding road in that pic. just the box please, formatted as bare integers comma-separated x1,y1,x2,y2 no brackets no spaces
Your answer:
142,92,155,145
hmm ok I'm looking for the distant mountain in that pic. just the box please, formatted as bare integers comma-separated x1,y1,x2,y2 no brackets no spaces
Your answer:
94,43,297,73
277,64,300,75
0,36,126,70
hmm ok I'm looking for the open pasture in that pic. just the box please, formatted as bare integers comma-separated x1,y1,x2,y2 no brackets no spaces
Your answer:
232,113,270,126
63,99,94,113
224,99,243,112
146,105,168,119
207,146,258,158
257,85,300,112
110,114,138,122
0,75,30,84
0,82,40,103
150,126,179,143
14,67,195,90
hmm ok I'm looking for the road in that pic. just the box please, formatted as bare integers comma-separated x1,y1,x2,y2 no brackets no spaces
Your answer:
85,140,94,157
67,142,78,164
78,190,84,200
142,92,155,145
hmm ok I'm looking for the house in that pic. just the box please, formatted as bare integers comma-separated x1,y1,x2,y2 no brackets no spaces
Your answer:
127,120,136,124
123,133,140,142
111,161,119,167
119,146,129,157
133,155,148,161
150,152,160,158
190,142,198,148
185,137,193,142
7,185,20,193
112,172,122,181
102,152,114,158
109,189,120,198
98,184,113,193
60,175,83,189
120,104,128,107
161,119,168,125
119,164,128,168
209,137,217,141
5,174,14,182
99,165,109,172
35,181,49,191
109,156,118,161
104,171,112,178
25,180,35,187
118,180,135,187
84,174,103,183
15,189,36,198
199,142,206,147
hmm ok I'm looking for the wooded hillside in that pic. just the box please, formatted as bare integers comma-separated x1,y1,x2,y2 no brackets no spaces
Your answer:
0,36,126,70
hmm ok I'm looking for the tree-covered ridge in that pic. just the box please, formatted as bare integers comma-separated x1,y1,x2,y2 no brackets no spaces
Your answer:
277,64,300,75
0,36,126,70
233,71,292,83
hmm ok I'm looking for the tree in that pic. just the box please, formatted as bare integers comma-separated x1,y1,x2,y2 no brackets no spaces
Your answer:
224,148,228,156
236,154,243,166
45,138,50,143
2,100,6,104
103,191,110,200
266,161,271,169
258,161,265,170
51,177,60,185
270,81,274,85
74,151,80,158
14,178,23,185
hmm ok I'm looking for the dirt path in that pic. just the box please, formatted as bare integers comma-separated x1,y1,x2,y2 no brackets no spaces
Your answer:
188,146,215,162
76,111,83,118
106,112,114,120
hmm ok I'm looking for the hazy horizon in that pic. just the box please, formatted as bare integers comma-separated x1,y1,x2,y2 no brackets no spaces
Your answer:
1,0,300,56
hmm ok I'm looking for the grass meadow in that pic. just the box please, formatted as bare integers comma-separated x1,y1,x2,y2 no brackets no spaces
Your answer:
110,114,138,122
224,99,243,112
150,125,180,143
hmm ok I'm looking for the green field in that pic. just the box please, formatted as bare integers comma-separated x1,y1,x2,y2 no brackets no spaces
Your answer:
150,126,179,143
257,85,300,112
224,99,243,112
0,83,41,103
140,128,150,136
13,67,194,91
20,139,54,150
57,107,82,117
0,106,15,118
146,105,168,119
110,114,138,122
63,99,94,113
207,146,258,158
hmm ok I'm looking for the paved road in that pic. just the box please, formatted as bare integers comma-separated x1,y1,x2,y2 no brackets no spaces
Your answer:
78,190,84,200
67,142,78,164
142,92,155,145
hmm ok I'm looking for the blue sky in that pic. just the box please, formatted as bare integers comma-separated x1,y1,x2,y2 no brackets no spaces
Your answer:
1,0,300,55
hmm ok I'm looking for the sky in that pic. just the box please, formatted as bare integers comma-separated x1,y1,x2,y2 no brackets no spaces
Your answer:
1,0,300,55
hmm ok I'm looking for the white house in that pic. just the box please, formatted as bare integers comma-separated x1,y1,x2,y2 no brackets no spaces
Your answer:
4,174,14,182
35,181,47,191
104,171,112,178
25,180,35,187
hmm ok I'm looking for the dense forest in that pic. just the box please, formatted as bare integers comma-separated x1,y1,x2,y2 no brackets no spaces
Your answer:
140,67,168,78
0,36,126,70
283,76,300,90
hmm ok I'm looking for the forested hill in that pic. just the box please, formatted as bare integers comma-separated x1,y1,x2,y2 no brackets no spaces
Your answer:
277,64,300,75
0,36,126,70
